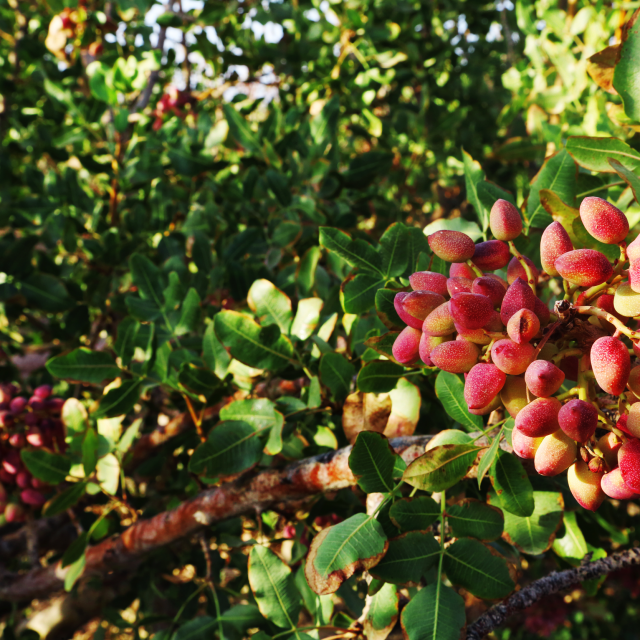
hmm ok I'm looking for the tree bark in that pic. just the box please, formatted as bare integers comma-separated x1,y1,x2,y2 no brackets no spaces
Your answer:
0,435,430,602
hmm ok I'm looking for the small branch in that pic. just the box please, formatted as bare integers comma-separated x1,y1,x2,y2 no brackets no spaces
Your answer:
508,241,536,292
132,26,167,114
466,547,640,639
575,306,640,340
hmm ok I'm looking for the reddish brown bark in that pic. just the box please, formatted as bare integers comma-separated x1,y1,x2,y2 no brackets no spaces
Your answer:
0,435,430,602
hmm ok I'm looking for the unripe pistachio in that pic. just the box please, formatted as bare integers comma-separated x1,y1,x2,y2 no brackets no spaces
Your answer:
540,221,573,277
491,339,535,375
567,460,605,511
472,276,506,306
590,336,630,396
555,249,613,287
580,196,629,245
558,399,598,443
447,277,473,296
515,397,562,438
507,308,540,344
423,302,456,337
394,291,446,329
629,260,640,293
392,327,422,365
524,360,565,397
409,271,448,296
429,340,479,373
618,439,640,493
449,262,476,279
472,240,510,271
428,230,475,263
512,426,543,459
500,277,536,325
601,467,637,500
450,292,494,330
501,375,528,418
507,256,538,286
628,234,640,262
534,430,577,476
598,432,622,469
468,394,503,416
614,282,640,318
464,363,507,410
490,199,522,241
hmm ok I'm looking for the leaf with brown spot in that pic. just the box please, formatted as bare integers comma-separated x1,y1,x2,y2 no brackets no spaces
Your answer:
402,444,485,492
364,331,402,364
587,45,620,94
305,513,388,595
364,582,399,640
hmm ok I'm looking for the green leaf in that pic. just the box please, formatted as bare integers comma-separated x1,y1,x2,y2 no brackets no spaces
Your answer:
489,449,535,517
490,491,564,555
175,288,201,336
375,288,404,330
291,298,324,340
248,545,300,629
305,513,388,595
341,273,384,314
364,332,400,363
319,353,355,402
174,617,218,640
404,227,431,276
446,499,504,541
477,428,503,487
403,444,483,492
319,227,384,276
114,317,140,364
349,431,396,494
552,511,589,565
64,551,86,592
43,482,86,517
47,348,121,384
443,538,514,599
462,148,487,231
82,426,99,476
223,103,261,154
298,246,321,296
369,530,440,585
265,169,292,207
567,136,640,172
214,310,295,371
613,16,640,122
357,361,405,394
476,181,518,229
247,279,293,334
62,532,88,568
179,364,221,401
400,583,465,640
188,420,263,477
343,151,394,189
130,254,164,307
21,273,75,312
96,453,120,495
21,449,70,484
389,496,440,532
220,398,284,455
95,380,142,418
435,371,483,432
117,418,142,454
364,583,399,640
526,149,577,229
203,321,231,379
609,158,640,204
379,223,408,278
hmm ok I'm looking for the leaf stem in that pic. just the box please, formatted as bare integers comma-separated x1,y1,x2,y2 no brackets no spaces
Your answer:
184,394,207,443
574,306,640,340
552,348,583,365
466,259,483,278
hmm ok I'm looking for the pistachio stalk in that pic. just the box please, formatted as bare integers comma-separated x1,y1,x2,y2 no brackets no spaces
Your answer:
508,240,536,293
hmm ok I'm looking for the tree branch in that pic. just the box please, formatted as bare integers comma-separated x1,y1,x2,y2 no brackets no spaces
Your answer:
0,435,430,602
466,547,640,639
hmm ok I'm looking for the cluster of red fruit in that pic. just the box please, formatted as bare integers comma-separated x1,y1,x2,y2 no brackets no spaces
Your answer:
152,87,198,131
0,385,65,522
392,196,640,511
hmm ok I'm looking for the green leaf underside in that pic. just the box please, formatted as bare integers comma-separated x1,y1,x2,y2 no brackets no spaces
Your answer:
319,227,384,276
369,530,440,584
21,449,70,484
477,428,503,488
566,136,640,172
389,496,440,532
248,545,300,630
552,512,589,564
443,538,514,599
403,444,484,492
46,348,120,384
490,491,564,555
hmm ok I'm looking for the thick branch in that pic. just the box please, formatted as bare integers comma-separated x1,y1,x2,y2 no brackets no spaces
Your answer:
0,435,430,602
466,547,640,640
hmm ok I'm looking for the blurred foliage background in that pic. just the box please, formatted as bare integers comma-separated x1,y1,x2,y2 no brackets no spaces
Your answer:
1,0,640,638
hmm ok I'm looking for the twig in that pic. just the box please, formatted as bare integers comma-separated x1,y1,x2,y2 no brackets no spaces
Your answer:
466,547,640,639
132,26,167,113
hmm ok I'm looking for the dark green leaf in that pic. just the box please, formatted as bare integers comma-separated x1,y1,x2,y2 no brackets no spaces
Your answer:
43,482,86,517
567,136,640,172
379,223,408,278
319,353,355,402
175,288,201,336
435,371,483,432
47,348,121,384
214,310,294,371
389,496,440,532
21,449,70,484
443,538,514,599
369,530,440,585
114,317,140,364
364,583,399,640
400,583,465,640
319,227,384,276
21,273,75,312
375,288,404,330
130,254,164,307
95,380,143,418
446,499,504,541
357,361,405,394
613,17,640,122
349,431,396,494
62,532,88,568
341,273,383,314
